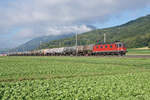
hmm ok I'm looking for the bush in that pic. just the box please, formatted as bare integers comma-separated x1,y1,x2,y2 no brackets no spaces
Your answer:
148,42,150,48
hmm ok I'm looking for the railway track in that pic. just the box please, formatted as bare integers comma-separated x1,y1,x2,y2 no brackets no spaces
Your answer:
7,54,150,58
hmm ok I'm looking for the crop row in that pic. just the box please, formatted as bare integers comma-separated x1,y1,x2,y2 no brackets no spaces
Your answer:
0,72,150,100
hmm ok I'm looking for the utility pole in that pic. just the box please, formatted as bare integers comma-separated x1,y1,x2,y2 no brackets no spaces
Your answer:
96,27,98,44
40,41,42,49
76,32,78,56
104,33,106,43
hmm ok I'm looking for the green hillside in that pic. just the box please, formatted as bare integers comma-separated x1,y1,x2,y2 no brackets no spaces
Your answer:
39,15,150,49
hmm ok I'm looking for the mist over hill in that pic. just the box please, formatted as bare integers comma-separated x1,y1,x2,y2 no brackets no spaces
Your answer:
6,34,75,53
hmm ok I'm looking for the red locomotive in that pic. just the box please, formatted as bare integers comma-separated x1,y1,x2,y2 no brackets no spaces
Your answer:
92,41,127,56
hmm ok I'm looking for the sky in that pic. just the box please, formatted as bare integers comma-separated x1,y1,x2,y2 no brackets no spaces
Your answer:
0,0,150,49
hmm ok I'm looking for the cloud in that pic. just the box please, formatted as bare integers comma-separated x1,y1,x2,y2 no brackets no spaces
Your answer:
0,0,150,48
13,25,94,40
45,25,94,36
1,0,150,27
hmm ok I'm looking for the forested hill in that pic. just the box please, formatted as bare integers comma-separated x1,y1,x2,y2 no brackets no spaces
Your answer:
39,14,150,49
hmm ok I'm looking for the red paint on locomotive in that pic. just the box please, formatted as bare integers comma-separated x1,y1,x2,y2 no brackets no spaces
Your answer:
92,42,127,55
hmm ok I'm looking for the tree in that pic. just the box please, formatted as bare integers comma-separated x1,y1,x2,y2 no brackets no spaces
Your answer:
148,42,150,48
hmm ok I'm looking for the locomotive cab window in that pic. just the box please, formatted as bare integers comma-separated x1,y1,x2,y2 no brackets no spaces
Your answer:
100,46,103,48
116,43,122,48
105,45,107,48
119,44,122,47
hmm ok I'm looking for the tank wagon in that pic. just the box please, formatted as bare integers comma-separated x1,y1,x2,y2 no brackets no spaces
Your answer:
8,41,127,56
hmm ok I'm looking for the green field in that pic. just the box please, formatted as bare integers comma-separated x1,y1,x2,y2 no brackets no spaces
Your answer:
0,56,150,100
127,49,150,55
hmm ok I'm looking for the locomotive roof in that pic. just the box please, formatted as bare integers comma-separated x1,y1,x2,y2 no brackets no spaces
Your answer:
95,41,123,45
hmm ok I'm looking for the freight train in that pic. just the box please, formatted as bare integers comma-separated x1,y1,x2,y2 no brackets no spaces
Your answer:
8,41,127,56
